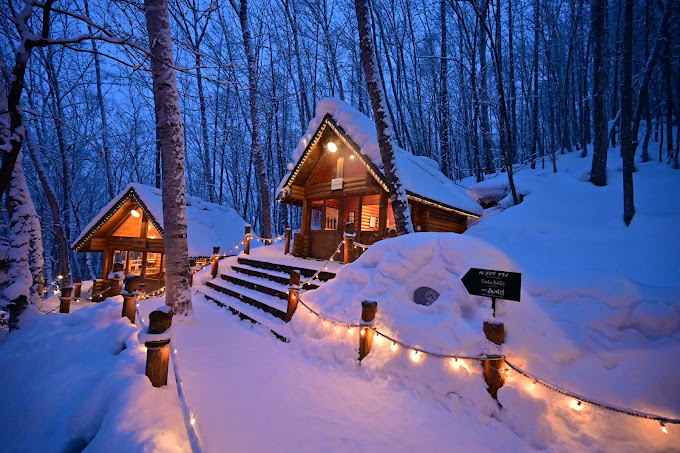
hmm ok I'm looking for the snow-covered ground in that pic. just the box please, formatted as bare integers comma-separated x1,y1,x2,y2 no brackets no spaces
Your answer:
1,146,678,451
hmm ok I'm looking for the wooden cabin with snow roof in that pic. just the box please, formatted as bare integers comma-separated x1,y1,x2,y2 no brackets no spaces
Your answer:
72,183,246,291
277,99,483,260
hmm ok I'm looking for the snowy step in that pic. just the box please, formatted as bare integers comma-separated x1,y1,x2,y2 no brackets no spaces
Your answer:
206,280,287,321
197,286,288,342
231,264,320,290
237,257,337,282
220,273,289,300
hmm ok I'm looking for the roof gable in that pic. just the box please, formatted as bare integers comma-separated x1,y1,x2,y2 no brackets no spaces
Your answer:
72,183,248,257
279,99,483,218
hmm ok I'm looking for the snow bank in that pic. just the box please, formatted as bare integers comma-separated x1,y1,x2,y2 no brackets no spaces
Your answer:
302,232,553,357
0,298,190,452
285,98,483,216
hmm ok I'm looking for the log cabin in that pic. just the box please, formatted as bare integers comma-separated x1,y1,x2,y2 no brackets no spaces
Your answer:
277,98,484,260
72,183,246,291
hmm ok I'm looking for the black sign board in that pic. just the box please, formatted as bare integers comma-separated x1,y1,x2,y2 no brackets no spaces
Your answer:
462,268,521,302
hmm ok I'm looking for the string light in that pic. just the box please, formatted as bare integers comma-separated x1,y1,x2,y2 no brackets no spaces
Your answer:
410,349,421,363
391,342,398,352
660,422,667,434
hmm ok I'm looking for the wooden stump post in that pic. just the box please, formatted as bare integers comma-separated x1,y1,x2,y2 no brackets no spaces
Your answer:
244,224,252,255
122,275,141,324
483,321,505,399
359,300,378,361
74,277,82,299
286,270,301,323
344,222,355,265
284,228,292,255
109,278,122,297
59,287,73,314
145,309,173,387
211,246,220,279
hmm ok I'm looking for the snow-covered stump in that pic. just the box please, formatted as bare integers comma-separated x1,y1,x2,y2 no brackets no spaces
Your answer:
144,308,173,388
244,224,252,255
74,277,82,299
358,301,377,361
211,246,220,279
122,276,141,324
284,228,291,255
482,322,505,399
286,270,301,323
59,287,73,314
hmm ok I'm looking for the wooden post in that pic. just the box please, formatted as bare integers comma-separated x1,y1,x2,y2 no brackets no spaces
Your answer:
211,246,220,278
359,300,378,361
286,270,301,323
109,278,122,297
139,283,147,296
59,287,73,314
122,275,141,323
344,222,355,264
74,277,82,299
483,321,505,399
284,228,292,255
145,309,173,387
244,224,251,255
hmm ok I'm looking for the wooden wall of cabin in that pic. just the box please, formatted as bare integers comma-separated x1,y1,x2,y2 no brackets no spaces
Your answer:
411,201,468,233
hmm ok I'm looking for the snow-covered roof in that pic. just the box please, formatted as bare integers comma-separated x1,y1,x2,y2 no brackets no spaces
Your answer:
279,98,483,217
72,183,247,257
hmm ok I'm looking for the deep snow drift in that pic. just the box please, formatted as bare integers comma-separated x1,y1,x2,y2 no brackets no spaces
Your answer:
1,146,678,452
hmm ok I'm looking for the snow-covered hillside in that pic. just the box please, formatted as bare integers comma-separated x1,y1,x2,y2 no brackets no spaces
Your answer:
1,147,678,452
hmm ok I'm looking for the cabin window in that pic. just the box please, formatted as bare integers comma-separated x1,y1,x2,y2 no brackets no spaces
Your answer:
361,194,380,231
145,253,164,280
325,199,340,230
311,200,324,230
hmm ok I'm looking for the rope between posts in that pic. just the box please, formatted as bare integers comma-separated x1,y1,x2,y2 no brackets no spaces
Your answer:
291,291,680,426
249,232,286,243
503,359,680,425
352,241,371,249
170,338,204,453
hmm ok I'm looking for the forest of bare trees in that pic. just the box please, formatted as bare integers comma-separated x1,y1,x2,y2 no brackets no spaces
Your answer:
1,0,678,286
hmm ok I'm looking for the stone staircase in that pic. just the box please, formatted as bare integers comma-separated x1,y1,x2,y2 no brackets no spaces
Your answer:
196,256,337,342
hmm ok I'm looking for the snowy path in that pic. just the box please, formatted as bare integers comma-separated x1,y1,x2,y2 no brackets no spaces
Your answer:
169,294,531,452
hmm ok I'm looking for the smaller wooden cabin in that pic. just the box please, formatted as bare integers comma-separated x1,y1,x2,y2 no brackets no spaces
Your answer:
277,99,483,260
72,183,246,291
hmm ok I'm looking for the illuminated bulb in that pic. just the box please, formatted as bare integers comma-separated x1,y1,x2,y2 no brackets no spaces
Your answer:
174,348,177,354
322,320,327,326
349,154,355,159
130,209,141,218
570,400,584,411
505,368,510,375
450,358,460,371
190,417,195,426
360,328,366,336
391,343,398,352
531,382,536,389
327,142,337,152
410,350,421,363
660,422,667,434
308,312,312,317
57,275,64,280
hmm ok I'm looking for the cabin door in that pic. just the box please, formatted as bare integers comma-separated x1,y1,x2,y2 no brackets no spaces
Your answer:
309,198,343,259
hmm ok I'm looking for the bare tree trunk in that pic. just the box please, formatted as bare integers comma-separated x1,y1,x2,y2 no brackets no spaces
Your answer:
439,0,452,178
232,0,272,238
84,0,114,199
144,0,193,319
620,0,635,225
590,0,609,186
478,0,495,174
355,0,413,235
531,0,540,169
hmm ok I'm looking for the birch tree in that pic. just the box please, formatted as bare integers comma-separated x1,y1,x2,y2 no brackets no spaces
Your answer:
355,0,413,235
144,0,194,319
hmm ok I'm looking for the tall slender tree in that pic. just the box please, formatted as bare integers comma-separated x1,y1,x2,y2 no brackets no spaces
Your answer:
590,0,609,186
354,0,413,235
144,0,193,318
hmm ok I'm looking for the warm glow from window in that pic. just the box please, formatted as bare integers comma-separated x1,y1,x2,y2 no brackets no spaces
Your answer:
327,142,337,152
130,209,141,217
